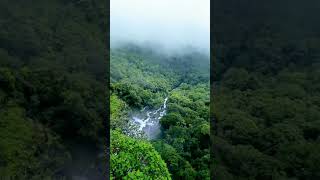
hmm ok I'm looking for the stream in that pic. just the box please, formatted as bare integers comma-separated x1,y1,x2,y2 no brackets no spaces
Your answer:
131,97,168,139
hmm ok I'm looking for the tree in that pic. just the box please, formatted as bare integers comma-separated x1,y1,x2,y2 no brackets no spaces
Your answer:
111,130,171,179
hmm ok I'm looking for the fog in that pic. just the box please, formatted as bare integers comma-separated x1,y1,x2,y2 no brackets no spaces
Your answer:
111,0,210,54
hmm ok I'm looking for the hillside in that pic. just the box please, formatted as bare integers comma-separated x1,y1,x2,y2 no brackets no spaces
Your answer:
0,0,107,178
212,0,320,179
110,45,210,179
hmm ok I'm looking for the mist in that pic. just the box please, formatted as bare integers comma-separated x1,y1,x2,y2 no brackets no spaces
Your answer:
111,0,210,54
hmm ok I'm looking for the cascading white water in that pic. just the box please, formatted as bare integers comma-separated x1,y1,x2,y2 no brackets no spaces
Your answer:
131,97,168,139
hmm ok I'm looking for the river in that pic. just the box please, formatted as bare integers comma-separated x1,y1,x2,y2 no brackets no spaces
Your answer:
131,97,168,139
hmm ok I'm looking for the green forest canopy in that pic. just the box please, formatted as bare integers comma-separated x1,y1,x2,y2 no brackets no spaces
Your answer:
212,0,320,179
0,0,107,178
0,0,319,179
110,46,210,179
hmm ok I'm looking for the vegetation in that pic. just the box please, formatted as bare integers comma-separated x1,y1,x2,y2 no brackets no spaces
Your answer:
212,0,320,179
110,46,210,179
0,0,107,178
111,130,171,179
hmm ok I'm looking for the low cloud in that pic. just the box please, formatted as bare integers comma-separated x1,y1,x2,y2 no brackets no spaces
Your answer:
111,0,210,54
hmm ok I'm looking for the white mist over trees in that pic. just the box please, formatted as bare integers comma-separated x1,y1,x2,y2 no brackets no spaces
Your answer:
111,0,210,54
110,1,210,179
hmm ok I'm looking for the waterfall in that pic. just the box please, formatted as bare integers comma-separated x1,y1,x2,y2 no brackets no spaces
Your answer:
131,97,168,139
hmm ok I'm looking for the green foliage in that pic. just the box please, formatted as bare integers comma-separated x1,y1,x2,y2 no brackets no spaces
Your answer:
212,1,320,178
0,106,70,179
213,66,320,179
110,94,128,129
276,142,320,179
152,141,197,179
110,46,210,179
111,130,171,179
160,113,184,129
0,0,107,178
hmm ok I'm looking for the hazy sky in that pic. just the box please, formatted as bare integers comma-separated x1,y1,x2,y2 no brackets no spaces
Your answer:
111,0,210,53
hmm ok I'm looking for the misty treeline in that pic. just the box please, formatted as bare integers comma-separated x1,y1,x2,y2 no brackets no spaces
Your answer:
0,0,107,178
212,0,320,179
110,44,210,179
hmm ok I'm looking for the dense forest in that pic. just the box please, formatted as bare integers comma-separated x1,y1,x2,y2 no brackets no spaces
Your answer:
1,0,319,179
212,0,320,179
110,45,210,179
0,0,107,179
